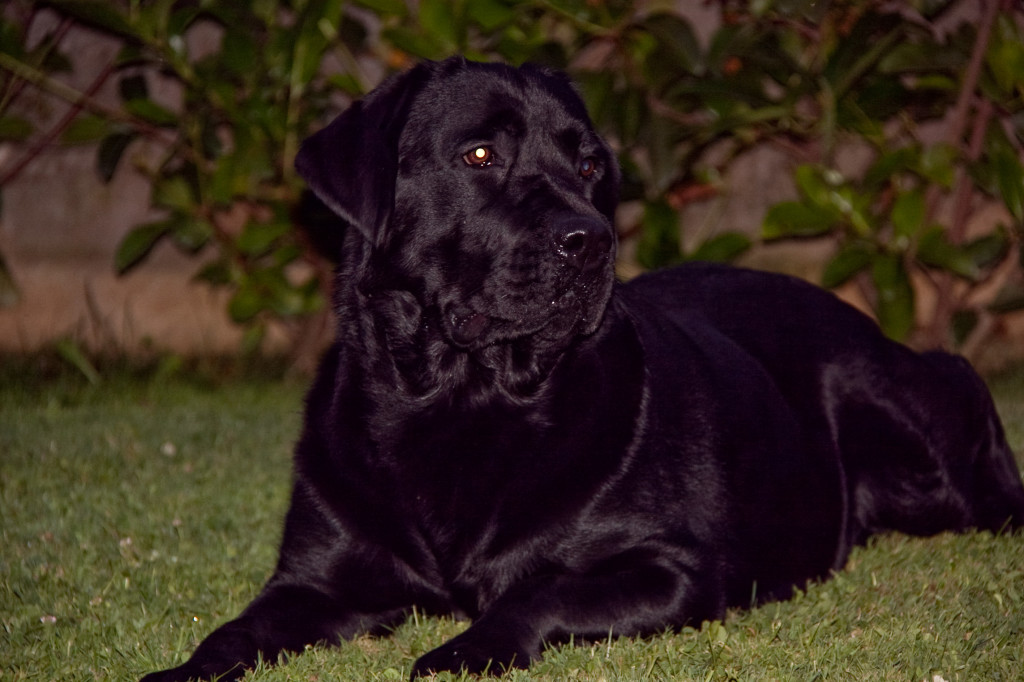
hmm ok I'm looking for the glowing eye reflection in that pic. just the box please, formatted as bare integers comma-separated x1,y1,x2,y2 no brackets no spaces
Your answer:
464,146,493,166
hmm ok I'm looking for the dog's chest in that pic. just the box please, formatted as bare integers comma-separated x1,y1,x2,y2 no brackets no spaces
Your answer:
388,402,545,515
375,403,564,605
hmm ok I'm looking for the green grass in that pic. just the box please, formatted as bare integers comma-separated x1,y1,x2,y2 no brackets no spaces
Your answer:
2,360,1023,682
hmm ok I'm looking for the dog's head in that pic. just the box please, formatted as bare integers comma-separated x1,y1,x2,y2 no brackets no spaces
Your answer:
296,58,620,371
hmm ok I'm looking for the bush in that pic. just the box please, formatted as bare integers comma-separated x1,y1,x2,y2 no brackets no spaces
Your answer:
2,0,1022,353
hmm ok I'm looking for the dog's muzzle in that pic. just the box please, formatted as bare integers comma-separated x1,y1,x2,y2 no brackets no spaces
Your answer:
442,212,615,349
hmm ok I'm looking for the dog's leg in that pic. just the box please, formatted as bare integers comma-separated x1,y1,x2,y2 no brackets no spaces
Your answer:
949,357,1024,532
838,352,1024,541
410,547,720,679
141,475,425,682
141,582,408,682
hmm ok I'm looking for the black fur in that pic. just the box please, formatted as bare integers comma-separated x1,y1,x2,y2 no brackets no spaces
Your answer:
142,58,1024,681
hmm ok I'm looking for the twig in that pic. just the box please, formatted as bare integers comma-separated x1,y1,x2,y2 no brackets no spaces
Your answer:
950,96,993,244
0,51,183,183
0,16,73,114
919,0,1002,349
959,240,1022,361
943,0,1001,158
0,60,114,187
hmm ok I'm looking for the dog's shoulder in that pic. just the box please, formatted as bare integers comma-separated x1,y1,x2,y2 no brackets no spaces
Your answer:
619,262,884,359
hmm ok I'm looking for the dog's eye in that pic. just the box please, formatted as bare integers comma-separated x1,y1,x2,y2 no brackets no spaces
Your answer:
463,146,494,167
580,157,598,178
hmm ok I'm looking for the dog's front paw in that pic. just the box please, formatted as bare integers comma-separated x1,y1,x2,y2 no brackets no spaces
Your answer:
410,623,535,679
140,658,246,682
139,663,202,682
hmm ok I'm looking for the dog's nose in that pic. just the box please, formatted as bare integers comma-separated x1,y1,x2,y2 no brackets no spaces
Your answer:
552,215,612,270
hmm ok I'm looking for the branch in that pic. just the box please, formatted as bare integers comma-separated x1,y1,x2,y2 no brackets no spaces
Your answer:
943,0,1000,154
0,60,113,186
0,53,180,145
919,0,1003,349
923,0,1001,230
0,16,73,113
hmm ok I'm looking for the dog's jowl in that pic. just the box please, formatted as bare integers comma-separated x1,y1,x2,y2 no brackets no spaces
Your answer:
141,58,1024,681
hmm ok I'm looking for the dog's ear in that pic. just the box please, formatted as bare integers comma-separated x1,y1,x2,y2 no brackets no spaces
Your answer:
295,64,430,244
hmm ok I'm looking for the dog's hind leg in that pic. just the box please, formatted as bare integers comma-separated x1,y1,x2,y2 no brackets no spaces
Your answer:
930,353,1024,533
835,352,1024,543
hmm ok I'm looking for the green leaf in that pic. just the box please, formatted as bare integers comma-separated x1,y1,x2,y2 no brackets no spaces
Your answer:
863,146,918,189
115,42,147,67
229,283,265,322
466,0,515,31
636,200,681,269
0,116,32,141
913,0,957,19
794,164,837,209
123,98,179,126
0,250,20,307
916,227,980,280
326,73,364,96
618,87,647,149
194,260,233,286
687,232,751,263
908,74,959,95
169,215,212,252
419,0,458,47
642,13,701,75
382,27,447,61
890,189,925,239
237,220,291,256
878,37,966,74
964,227,1010,271
986,14,1024,97
274,243,304,267
97,132,136,182
60,115,113,144
917,143,957,187
991,144,1024,223
951,309,978,346
54,338,100,385
118,73,148,101
988,281,1024,313
115,220,172,273
822,244,873,289
134,0,177,43
643,113,682,193
207,143,275,205
153,176,195,211
240,323,266,354
871,253,915,341
762,201,838,239
220,28,259,76
840,76,909,128
167,4,201,38
354,0,407,17
45,0,138,41
269,286,307,317
292,0,342,86
0,18,26,60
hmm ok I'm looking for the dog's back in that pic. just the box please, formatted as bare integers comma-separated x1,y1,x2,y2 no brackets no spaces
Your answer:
622,261,1024,547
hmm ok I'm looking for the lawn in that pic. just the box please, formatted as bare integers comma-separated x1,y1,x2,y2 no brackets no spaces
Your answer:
2,359,1023,681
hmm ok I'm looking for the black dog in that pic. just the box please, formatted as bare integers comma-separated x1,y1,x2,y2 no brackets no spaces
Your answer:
142,58,1024,681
